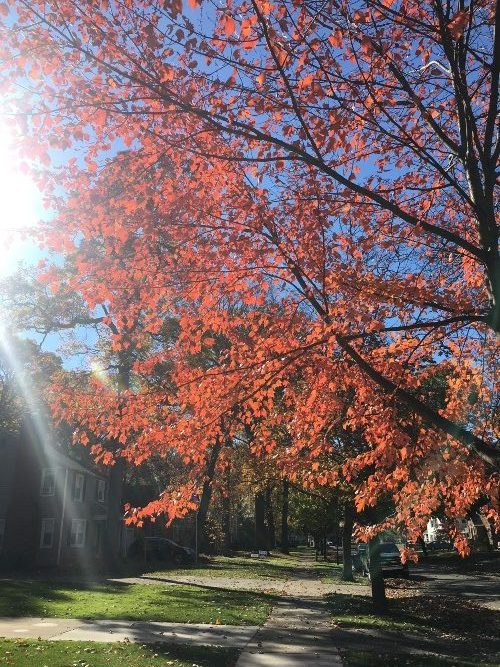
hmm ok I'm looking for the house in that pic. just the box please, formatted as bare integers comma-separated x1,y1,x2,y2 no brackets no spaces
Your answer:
424,515,495,548
0,422,123,571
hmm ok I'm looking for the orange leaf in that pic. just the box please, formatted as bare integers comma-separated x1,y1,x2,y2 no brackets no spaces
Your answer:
328,30,343,48
224,15,236,37
447,9,469,40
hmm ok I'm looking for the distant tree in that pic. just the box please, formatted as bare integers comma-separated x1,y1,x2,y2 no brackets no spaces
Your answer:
0,332,62,434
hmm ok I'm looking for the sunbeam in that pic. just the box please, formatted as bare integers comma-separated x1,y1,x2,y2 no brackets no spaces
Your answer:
0,122,41,277
0,327,98,579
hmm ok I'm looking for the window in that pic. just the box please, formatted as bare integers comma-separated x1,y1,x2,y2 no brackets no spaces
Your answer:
96,479,106,503
40,469,56,496
70,519,86,548
40,518,55,549
94,521,105,553
73,473,85,502
0,519,5,551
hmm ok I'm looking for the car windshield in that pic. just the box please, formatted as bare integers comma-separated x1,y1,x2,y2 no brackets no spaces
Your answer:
380,543,400,553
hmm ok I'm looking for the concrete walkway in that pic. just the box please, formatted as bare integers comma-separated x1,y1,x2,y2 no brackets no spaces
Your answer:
120,573,368,598
0,616,258,649
236,559,343,666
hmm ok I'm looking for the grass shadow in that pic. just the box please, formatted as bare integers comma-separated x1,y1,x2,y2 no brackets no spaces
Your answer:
0,579,280,625
0,580,76,617
0,639,239,667
326,591,500,660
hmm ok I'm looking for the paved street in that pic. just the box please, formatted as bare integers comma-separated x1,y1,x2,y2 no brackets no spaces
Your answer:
414,563,500,610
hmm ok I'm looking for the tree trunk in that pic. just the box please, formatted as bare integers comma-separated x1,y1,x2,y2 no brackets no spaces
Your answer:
196,439,222,553
221,464,232,552
103,348,130,570
281,478,289,554
265,485,275,549
222,494,231,552
255,491,267,550
488,518,498,550
368,534,386,611
103,458,125,569
471,512,493,551
314,534,320,561
342,501,355,581
417,536,428,557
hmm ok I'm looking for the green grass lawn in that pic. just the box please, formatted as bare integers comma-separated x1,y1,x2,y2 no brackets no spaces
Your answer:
326,591,500,637
327,593,421,632
328,592,500,663
147,552,301,581
143,549,370,592
0,581,275,625
148,549,365,584
0,639,239,667
310,559,367,585
341,650,498,666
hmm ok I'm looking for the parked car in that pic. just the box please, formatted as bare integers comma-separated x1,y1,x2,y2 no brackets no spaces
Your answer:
354,542,409,579
426,540,452,552
129,537,196,566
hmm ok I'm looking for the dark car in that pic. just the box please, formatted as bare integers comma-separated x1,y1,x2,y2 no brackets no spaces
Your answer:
354,542,409,579
129,537,196,566
426,540,452,552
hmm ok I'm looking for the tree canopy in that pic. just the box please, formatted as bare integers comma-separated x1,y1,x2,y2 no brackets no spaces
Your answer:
0,0,498,548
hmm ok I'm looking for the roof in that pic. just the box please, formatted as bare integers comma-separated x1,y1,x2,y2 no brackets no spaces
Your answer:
2,421,109,479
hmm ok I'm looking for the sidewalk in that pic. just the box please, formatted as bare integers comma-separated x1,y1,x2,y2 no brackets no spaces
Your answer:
0,616,258,649
236,557,343,666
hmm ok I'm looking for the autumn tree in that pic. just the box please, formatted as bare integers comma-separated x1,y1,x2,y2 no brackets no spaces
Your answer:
1,0,498,560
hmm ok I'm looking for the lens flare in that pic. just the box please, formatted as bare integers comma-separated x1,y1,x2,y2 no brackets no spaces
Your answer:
90,360,113,388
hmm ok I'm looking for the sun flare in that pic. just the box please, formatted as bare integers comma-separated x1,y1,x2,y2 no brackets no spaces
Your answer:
0,123,42,276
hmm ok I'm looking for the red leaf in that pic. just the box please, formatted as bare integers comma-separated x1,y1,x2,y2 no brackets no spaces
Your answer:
447,9,469,40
